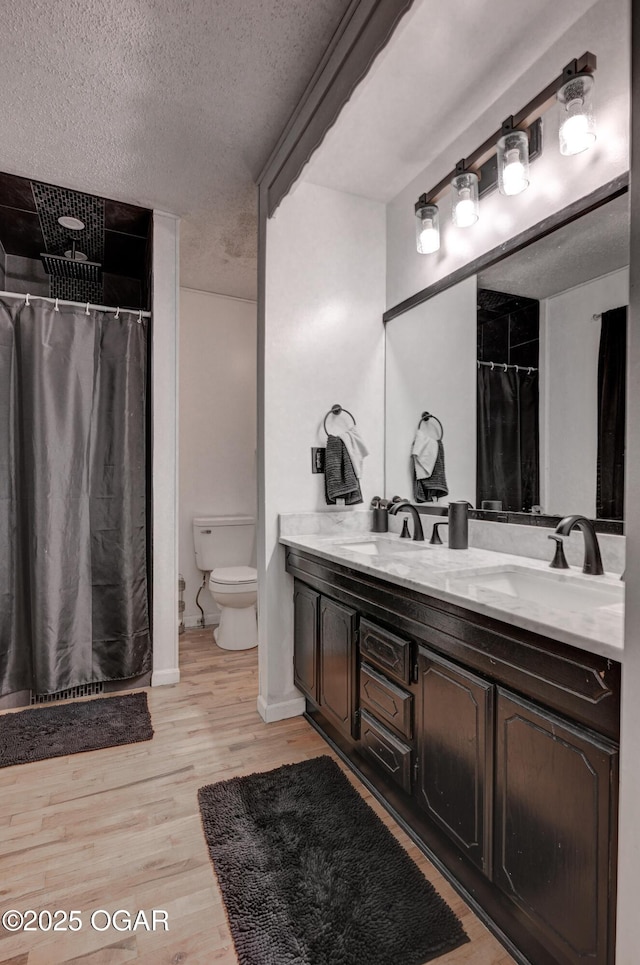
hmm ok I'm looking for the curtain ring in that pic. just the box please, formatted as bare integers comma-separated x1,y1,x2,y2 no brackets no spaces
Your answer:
503,363,508,373
25,293,30,306
54,297,59,312
115,306,120,319
138,310,142,324
514,364,519,373
490,361,494,371
528,367,532,374
85,302,90,315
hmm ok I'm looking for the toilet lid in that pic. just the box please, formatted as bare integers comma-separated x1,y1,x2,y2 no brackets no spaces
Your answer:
211,565,257,585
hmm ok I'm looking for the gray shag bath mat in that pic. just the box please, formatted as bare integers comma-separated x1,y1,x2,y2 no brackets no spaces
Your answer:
0,691,153,767
198,755,468,965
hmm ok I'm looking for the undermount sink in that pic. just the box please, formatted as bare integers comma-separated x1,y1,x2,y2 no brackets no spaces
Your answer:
445,566,623,614
335,538,431,557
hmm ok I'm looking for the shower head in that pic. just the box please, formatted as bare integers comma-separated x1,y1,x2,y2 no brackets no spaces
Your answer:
40,250,102,282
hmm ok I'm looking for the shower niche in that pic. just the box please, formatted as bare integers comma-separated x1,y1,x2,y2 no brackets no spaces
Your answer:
0,170,152,309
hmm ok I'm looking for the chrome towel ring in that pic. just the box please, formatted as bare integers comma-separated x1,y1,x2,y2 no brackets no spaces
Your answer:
419,411,444,440
323,404,356,436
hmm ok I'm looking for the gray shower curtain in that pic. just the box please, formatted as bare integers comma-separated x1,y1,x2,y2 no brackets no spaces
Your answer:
0,297,151,698
477,364,539,512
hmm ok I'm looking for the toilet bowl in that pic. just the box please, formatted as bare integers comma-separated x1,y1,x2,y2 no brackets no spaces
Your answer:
209,565,258,651
193,515,258,651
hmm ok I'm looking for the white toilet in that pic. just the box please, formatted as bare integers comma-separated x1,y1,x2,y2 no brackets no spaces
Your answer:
192,515,258,650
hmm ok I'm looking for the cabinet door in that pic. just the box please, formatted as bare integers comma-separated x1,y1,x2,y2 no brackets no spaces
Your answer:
293,581,319,702
416,646,493,874
494,688,617,965
319,597,357,738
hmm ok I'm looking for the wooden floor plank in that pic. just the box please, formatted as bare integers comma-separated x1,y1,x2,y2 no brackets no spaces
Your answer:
0,628,515,964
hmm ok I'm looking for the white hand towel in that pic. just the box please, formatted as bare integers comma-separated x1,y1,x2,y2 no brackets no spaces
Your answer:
335,426,369,480
411,425,438,479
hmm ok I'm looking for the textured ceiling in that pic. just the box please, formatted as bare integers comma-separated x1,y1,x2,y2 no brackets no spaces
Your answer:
479,191,629,300
0,0,349,299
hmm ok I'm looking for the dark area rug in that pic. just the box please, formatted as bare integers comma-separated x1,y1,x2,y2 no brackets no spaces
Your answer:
0,691,153,768
198,755,469,965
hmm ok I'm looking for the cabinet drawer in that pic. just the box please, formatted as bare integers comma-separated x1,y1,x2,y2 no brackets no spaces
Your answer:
360,618,411,685
359,709,412,793
360,663,413,740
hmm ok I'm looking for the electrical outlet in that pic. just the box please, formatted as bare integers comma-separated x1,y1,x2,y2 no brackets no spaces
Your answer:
311,447,326,473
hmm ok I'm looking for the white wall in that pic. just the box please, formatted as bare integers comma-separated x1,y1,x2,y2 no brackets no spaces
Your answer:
151,210,180,687
179,288,257,627
386,0,630,308
542,267,628,515
385,276,477,505
258,181,386,721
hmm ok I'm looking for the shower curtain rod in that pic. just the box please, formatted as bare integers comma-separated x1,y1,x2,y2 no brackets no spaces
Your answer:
477,359,538,373
0,290,151,318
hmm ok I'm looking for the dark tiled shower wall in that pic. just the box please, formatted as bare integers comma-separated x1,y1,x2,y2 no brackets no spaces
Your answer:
4,254,49,295
0,171,152,309
49,274,143,308
49,277,104,304
1,253,142,308
477,289,539,368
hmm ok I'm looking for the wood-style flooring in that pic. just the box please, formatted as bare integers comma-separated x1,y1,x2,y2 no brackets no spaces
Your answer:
0,628,515,964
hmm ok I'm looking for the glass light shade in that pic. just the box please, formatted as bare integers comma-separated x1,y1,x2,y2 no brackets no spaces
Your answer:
451,172,479,227
497,130,530,196
415,202,440,253
557,74,596,155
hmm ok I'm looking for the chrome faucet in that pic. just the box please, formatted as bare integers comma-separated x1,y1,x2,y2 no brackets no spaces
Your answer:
554,515,604,575
388,501,425,542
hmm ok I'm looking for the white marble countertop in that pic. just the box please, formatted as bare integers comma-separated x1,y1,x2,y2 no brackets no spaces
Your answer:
280,531,624,664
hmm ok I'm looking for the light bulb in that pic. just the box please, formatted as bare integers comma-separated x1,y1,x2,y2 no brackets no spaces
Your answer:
451,172,479,228
415,200,440,254
454,190,478,228
502,150,528,196
418,223,439,253
560,108,596,155
497,130,530,197
558,74,596,156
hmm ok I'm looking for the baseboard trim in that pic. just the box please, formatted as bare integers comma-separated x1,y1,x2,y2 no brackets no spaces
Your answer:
151,668,181,687
183,615,218,629
257,693,306,723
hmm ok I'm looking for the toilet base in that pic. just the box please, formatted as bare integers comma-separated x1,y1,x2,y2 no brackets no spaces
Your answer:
213,603,258,651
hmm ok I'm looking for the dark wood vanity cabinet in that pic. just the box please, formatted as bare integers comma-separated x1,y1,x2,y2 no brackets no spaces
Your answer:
293,582,319,701
292,580,358,739
287,549,620,965
416,646,493,874
318,597,358,739
494,689,618,965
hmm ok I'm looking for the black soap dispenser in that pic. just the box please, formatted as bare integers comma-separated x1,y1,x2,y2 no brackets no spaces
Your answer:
448,501,472,549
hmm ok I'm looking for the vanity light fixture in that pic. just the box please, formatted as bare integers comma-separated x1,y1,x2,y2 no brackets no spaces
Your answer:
497,126,530,196
413,52,596,253
451,166,479,227
557,71,596,155
415,196,440,253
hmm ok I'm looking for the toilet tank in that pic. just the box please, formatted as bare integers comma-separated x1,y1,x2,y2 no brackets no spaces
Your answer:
193,515,255,572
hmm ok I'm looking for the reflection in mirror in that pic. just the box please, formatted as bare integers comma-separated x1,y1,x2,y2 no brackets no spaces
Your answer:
385,190,629,522
478,192,628,520
385,276,477,507
476,290,539,514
